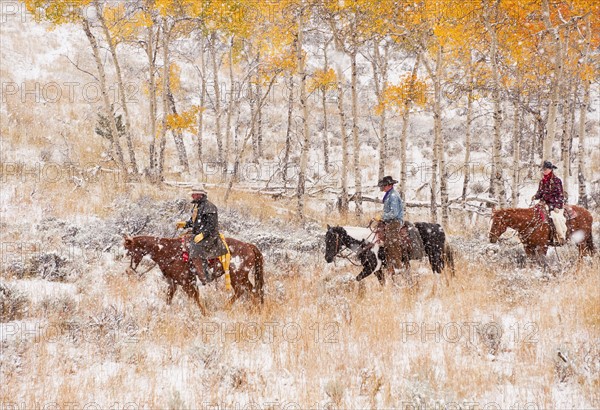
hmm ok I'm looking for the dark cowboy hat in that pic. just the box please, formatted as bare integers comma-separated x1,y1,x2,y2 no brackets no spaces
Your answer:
541,160,557,170
377,175,398,187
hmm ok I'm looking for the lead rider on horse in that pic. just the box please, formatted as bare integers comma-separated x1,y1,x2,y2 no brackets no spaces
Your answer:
376,176,405,277
531,161,567,245
176,185,228,284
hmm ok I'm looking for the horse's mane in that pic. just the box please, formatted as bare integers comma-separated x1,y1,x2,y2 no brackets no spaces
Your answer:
341,226,374,241
327,225,374,246
493,207,535,217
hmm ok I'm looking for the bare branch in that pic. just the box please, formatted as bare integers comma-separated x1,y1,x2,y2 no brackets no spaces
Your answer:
62,54,99,81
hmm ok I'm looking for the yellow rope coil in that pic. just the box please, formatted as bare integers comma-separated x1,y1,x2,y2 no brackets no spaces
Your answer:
218,234,232,290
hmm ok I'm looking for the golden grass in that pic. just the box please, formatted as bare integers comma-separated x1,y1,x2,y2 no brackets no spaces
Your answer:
4,252,600,407
2,158,599,407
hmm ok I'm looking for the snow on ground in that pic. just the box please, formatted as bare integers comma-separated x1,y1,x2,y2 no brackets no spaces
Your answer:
1,9,599,409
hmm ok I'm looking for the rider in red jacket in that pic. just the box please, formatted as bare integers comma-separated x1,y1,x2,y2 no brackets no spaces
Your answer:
532,161,567,243
532,161,564,210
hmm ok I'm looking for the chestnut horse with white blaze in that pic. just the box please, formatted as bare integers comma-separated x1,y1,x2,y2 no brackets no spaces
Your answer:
489,205,594,263
123,235,264,315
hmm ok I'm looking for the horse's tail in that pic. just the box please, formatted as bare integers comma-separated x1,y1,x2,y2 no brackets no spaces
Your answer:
443,242,456,277
252,245,265,304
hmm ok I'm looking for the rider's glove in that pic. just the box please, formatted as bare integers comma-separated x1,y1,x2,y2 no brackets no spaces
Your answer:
374,215,382,222
176,221,187,229
194,233,204,243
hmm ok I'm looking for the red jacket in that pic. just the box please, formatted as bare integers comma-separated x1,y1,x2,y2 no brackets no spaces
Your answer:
533,172,564,209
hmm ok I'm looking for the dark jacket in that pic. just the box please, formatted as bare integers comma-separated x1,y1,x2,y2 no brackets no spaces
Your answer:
185,197,227,259
533,172,564,210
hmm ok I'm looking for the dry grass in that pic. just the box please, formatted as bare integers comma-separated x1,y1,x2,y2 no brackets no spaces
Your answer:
2,245,599,407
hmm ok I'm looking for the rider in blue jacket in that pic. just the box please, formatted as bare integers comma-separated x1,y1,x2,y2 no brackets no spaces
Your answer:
377,176,405,277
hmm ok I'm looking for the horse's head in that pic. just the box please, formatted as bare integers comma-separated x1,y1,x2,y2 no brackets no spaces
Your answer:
123,235,148,271
489,210,507,243
325,225,345,263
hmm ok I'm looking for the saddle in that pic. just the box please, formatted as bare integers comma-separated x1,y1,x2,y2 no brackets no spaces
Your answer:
564,205,577,220
374,221,413,256
534,203,569,246
535,203,576,221
181,233,231,279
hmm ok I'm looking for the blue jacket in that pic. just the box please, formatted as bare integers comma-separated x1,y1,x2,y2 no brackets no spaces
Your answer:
382,188,404,222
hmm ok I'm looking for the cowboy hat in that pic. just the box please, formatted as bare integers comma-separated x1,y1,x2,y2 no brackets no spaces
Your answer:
189,184,207,195
541,160,557,170
377,175,398,187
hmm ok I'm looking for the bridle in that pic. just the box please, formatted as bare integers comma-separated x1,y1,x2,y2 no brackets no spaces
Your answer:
127,250,157,277
125,229,185,277
329,230,373,267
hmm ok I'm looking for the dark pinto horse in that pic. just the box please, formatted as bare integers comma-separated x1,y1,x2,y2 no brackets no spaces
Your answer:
489,205,595,263
325,223,454,284
123,235,264,314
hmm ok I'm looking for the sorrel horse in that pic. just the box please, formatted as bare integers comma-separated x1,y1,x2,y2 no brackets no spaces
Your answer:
123,235,264,313
489,205,595,263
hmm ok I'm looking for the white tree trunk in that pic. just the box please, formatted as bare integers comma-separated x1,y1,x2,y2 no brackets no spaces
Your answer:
282,73,294,189
483,0,505,207
210,34,223,168
350,49,362,216
512,95,521,207
560,78,574,200
225,37,235,171
542,0,564,161
146,23,158,176
158,17,169,179
95,0,138,177
81,16,126,173
296,7,310,221
371,40,388,181
333,53,349,215
462,69,473,202
400,53,420,201
197,36,206,166
577,79,590,207
577,17,592,208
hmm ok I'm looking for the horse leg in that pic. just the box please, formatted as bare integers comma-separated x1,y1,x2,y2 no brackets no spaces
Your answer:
374,269,385,286
402,256,413,287
536,246,549,273
523,245,536,267
184,283,207,316
227,291,240,308
166,279,176,305
356,252,376,282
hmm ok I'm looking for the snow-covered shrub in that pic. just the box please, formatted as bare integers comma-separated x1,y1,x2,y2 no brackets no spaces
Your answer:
0,282,29,321
1,259,25,279
27,252,71,282
37,294,77,317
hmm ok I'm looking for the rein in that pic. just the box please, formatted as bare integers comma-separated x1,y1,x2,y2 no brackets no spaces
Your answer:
331,231,368,267
127,229,185,276
129,258,157,277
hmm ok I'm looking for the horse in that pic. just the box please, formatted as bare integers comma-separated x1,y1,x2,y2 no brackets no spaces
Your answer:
324,223,454,284
414,222,455,275
324,226,387,284
489,205,595,264
123,235,264,313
